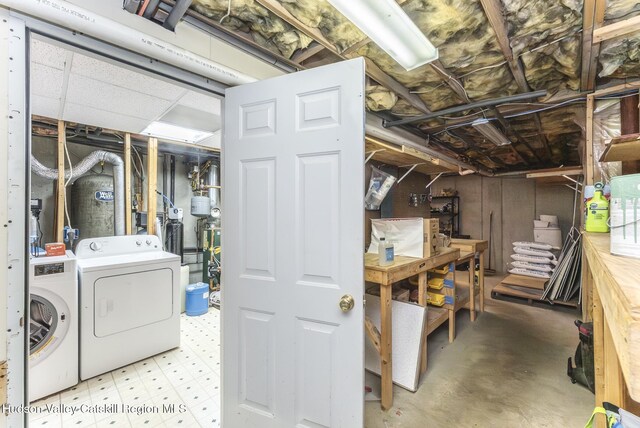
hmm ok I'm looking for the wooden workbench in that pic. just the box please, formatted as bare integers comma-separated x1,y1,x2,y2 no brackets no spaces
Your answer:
364,247,460,410
582,233,640,426
450,238,488,314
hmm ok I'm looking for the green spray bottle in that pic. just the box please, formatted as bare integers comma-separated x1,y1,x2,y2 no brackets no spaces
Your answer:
585,182,609,233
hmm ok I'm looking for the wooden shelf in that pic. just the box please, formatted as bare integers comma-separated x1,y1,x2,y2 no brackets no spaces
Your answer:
365,136,457,175
600,133,640,162
525,166,583,185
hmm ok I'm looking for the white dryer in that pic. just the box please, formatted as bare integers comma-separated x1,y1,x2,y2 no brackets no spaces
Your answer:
29,251,78,402
76,235,180,380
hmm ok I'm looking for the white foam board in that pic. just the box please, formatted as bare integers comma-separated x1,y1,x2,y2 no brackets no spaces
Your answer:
364,294,426,392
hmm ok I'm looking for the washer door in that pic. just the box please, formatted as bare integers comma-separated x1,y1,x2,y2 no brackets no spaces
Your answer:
29,291,70,366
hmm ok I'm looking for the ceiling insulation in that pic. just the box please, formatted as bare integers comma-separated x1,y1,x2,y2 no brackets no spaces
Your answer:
181,0,639,172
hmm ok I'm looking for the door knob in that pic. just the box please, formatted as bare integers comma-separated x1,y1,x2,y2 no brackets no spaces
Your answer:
339,294,355,312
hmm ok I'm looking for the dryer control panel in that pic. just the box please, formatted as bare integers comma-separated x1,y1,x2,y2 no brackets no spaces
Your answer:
76,235,162,258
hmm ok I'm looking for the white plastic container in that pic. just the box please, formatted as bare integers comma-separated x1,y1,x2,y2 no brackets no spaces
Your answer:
610,173,640,259
378,237,394,266
534,227,562,249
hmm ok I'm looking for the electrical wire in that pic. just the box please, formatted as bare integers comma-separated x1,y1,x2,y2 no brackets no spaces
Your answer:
63,137,73,230
156,190,175,208
220,0,231,23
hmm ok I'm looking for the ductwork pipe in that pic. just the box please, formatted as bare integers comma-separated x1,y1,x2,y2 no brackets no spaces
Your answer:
3,0,256,86
31,151,126,236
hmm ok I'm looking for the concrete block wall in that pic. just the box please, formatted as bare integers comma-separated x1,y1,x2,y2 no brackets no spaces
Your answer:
431,175,580,273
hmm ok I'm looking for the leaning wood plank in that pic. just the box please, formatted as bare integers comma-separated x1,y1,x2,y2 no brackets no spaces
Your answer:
582,232,640,402
593,15,640,43
365,316,382,354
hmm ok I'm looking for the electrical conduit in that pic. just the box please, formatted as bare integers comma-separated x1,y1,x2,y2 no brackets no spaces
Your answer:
31,151,126,236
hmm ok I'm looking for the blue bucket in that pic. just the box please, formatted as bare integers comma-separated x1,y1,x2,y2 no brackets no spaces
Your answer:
185,282,209,316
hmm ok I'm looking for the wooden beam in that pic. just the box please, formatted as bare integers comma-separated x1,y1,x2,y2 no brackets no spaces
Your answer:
291,42,325,63
592,80,640,97
364,58,430,114
124,133,133,235
429,60,470,103
254,0,438,113
585,94,595,185
593,15,640,43
582,0,606,91
532,114,553,159
146,137,158,236
479,0,531,92
492,108,531,165
525,166,584,178
56,120,66,243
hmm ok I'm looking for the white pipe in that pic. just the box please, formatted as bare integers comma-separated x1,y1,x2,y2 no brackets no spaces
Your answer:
1,0,256,86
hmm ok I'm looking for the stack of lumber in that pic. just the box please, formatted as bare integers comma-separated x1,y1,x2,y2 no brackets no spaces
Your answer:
492,274,578,308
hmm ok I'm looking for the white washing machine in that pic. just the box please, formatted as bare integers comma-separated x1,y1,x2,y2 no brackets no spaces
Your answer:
29,251,78,402
76,235,180,380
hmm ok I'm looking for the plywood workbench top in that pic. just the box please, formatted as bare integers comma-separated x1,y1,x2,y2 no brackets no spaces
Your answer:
364,247,460,285
583,232,640,401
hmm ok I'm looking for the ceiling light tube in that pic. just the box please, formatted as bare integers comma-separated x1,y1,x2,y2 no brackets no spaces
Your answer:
471,119,512,146
328,0,438,70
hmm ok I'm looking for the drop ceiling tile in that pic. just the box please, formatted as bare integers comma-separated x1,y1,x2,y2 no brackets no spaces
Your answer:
31,94,61,119
65,73,173,121
62,102,151,134
31,39,68,70
70,52,187,101
196,131,221,150
30,63,65,100
178,91,221,116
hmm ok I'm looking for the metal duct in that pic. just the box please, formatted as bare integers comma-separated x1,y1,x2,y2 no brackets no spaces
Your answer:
31,151,126,236
208,163,220,210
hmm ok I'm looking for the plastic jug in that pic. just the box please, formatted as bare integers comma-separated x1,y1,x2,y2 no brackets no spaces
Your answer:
585,182,610,233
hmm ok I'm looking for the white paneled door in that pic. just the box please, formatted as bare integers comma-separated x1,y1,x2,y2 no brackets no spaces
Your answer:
222,58,365,427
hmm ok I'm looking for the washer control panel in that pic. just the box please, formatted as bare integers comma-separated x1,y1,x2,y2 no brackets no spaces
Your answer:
76,235,161,258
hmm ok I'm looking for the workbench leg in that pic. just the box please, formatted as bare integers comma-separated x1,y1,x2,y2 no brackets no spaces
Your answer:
380,284,393,411
479,250,485,313
418,272,428,374
593,285,605,428
448,309,455,343
469,262,476,322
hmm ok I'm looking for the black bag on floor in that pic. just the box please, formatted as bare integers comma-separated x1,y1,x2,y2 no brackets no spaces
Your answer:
567,320,595,393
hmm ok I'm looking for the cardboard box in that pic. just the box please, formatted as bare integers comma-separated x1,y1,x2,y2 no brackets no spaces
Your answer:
423,218,439,258
45,242,66,257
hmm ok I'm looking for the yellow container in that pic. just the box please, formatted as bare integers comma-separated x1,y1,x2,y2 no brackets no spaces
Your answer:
427,292,445,306
428,277,444,290
585,182,610,233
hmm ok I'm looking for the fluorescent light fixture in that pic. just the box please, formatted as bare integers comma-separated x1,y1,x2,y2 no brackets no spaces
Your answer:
471,118,512,146
328,0,438,70
141,121,214,144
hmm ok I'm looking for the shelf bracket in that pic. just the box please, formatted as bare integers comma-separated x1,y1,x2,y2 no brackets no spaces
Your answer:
425,172,445,190
364,149,385,164
396,163,421,184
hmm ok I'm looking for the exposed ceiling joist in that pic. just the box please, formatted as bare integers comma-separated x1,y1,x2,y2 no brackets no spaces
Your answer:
480,0,553,163
253,0,432,114
479,0,530,92
492,108,531,165
532,114,552,160
291,42,325,63
581,0,606,91
593,14,640,43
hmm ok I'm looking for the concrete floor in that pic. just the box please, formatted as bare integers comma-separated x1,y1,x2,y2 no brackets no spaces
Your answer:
364,275,594,428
